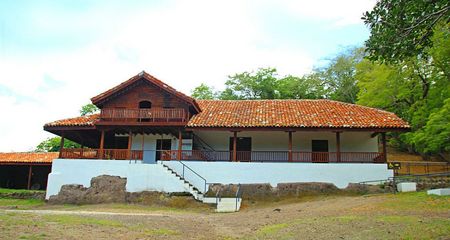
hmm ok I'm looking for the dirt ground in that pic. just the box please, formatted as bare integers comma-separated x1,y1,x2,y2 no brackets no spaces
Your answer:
1,192,449,240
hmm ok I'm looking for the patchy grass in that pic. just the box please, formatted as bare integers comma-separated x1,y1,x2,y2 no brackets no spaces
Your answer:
0,198,45,209
42,214,123,227
379,191,450,212
0,188,45,194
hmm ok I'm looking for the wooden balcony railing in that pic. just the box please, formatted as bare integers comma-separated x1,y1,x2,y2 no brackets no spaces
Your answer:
59,148,143,160
59,149,385,163
160,150,385,163
99,108,187,123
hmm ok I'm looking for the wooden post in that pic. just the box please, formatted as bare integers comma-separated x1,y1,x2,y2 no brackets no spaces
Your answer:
27,165,33,190
141,130,145,160
178,129,183,160
99,130,105,159
336,132,341,162
59,133,65,158
381,132,387,163
127,131,133,159
288,131,293,162
232,131,237,162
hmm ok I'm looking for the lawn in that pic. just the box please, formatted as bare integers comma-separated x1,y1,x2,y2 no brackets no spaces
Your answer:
0,191,448,239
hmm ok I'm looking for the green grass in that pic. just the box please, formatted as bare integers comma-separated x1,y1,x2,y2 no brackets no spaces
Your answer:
0,188,45,194
42,214,123,227
0,198,45,208
257,223,289,235
380,191,450,212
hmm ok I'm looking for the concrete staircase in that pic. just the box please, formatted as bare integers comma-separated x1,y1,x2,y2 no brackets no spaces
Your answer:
161,162,241,212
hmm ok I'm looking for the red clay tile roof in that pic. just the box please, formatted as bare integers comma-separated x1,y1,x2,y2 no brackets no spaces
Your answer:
91,71,201,112
44,100,410,130
187,99,410,129
0,152,58,164
44,114,99,127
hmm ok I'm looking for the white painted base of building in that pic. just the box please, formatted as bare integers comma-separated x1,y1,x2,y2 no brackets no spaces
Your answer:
46,159,393,200
396,182,417,192
427,188,450,196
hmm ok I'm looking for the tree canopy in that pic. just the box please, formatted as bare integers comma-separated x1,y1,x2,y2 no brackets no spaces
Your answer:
362,0,449,62
80,103,99,116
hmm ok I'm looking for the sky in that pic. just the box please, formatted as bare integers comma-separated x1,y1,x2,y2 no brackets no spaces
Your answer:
0,0,376,152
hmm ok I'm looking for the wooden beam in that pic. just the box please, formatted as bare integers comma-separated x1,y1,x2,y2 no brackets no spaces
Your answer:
99,130,105,159
336,132,341,162
127,131,133,160
381,132,387,163
178,129,183,160
288,131,293,162
27,165,33,190
59,133,65,158
232,131,237,162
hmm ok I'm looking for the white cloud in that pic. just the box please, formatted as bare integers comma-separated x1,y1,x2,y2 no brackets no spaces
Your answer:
0,0,369,151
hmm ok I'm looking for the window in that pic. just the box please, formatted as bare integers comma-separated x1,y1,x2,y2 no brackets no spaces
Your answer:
139,101,152,109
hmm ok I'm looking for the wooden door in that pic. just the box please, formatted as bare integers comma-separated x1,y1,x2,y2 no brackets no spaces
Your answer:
229,137,252,161
156,139,171,161
312,140,329,163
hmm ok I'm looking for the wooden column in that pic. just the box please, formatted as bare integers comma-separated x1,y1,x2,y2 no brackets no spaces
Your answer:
288,131,293,162
99,130,105,159
178,129,183,160
381,132,387,163
27,165,33,190
58,133,65,158
336,132,341,162
232,131,237,162
127,131,133,159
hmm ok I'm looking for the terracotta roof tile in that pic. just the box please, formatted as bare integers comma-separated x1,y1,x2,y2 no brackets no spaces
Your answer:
188,99,410,129
44,114,99,127
44,100,410,130
0,152,58,164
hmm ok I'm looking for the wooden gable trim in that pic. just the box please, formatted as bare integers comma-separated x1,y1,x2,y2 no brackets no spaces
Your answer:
91,71,201,112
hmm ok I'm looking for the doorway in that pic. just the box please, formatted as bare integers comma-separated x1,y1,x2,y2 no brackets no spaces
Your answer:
156,139,172,160
229,137,252,161
311,140,329,163
139,100,152,122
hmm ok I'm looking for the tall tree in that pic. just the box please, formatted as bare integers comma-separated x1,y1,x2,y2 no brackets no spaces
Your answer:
191,83,216,99
35,137,80,152
363,0,449,62
80,103,99,116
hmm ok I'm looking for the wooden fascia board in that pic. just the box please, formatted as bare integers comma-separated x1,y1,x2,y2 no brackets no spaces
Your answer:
186,127,410,132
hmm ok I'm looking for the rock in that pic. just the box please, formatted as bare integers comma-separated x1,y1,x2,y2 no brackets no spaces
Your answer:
345,183,386,194
48,175,127,204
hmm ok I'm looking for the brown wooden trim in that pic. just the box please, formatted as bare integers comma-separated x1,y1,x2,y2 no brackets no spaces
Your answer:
96,122,187,126
27,165,33,190
381,132,387,163
336,132,341,162
288,131,293,162
0,162,52,166
127,131,133,160
178,129,182,160
186,127,410,132
99,130,105,159
232,131,237,162
59,133,65,158
44,126,96,131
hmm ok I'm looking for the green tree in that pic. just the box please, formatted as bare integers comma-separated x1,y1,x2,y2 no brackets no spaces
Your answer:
80,103,99,116
363,0,449,62
356,24,450,159
191,83,216,99
35,137,80,152
222,68,280,99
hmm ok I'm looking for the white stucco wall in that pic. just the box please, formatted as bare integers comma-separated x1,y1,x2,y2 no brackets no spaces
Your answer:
193,130,378,152
45,159,186,199
46,159,393,199
164,161,393,190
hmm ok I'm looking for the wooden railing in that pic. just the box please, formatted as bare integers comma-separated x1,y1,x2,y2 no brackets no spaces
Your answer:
59,148,143,160
59,149,385,163
161,150,385,163
99,108,187,123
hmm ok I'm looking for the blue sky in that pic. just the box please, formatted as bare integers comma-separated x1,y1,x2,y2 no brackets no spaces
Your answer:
0,0,375,151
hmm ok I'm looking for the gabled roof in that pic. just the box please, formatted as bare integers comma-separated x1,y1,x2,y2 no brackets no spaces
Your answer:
0,152,58,164
45,99,410,130
91,71,201,112
187,99,410,129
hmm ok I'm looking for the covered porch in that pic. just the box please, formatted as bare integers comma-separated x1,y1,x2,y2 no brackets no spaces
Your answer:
57,128,388,164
